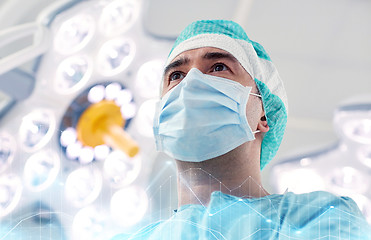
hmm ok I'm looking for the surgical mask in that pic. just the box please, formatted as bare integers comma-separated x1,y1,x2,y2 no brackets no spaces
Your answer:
153,68,261,162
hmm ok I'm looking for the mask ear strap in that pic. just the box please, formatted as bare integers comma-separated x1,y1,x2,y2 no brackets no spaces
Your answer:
250,92,262,135
250,93,261,98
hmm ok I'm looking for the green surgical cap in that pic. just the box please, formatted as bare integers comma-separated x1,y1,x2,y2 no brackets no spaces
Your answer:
165,20,288,170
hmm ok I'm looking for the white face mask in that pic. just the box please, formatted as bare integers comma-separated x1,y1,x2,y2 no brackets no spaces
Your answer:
153,68,261,162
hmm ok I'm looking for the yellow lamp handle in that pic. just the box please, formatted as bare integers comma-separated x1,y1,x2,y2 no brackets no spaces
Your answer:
103,125,139,158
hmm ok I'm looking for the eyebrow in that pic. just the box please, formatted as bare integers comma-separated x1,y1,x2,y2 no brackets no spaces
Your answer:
164,57,190,77
202,51,238,62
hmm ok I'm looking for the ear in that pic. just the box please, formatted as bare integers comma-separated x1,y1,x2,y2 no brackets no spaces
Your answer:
257,115,269,133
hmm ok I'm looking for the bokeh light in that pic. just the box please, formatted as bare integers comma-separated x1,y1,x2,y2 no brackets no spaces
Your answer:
110,186,148,227
54,14,95,54
99,0,139,36
135,60,164,98
60,127,77,147
274,168,325,193
65,166,103,208
134,99,157,138
343,119,371,144
66,141,83,160
72,206,107,240
105,82,122,101
329,166,368,194
55,56,92,94
0,174,22,218
97,38,135,76
94,144,110,161
24,150,60,192
0,132,16,173
88,85,106,104
358,145,371,168
19,109,55,151
104,151,141,187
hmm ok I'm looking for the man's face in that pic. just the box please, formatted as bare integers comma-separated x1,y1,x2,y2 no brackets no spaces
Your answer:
162,47,265,132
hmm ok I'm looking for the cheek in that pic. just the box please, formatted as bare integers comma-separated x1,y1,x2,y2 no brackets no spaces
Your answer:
245,97,261,128
236,69,254,87
161,81,171,97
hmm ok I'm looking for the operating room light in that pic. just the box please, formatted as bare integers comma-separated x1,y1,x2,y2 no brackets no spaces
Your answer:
60,81,137,164
0,174,22,218
72,206,107,240
60,127,77,147
103,151,141,187
343,119,371,144
357,145,371,168
134,99,157,137
55,56,92,94
110,186,148,227
65,166,102,208
23,150,60,192
99,0,139,36
135,60,164,98
0,132,15,173
94,144,110,161
351,194,371,224
78,146,95,164
19,109,55,151
66,141,82,160
274,168,325,193
329,166,368,194
120,102,136,119
54,14,95,54
114,89,133,107
105,82,122,100
0,0,173,236
88,85,106,103
97,38,135,76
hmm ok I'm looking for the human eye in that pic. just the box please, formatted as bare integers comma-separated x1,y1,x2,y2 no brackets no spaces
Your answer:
212,63,229,72
169,71,185,82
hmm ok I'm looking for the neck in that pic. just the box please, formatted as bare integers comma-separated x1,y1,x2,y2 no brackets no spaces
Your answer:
175,141,269,207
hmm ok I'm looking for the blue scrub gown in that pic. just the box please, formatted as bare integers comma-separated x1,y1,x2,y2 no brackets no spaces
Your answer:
112,191,371,240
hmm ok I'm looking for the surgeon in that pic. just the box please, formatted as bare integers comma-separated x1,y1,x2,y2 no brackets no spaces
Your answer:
113,20,371,239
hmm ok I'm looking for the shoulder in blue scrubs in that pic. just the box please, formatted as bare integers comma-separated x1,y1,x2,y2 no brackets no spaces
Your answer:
112,191,371,240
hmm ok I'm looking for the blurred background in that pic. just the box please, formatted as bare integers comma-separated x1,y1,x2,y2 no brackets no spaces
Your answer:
0,0,370,239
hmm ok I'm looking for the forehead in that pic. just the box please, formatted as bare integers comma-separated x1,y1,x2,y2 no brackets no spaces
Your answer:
171,47,235,62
